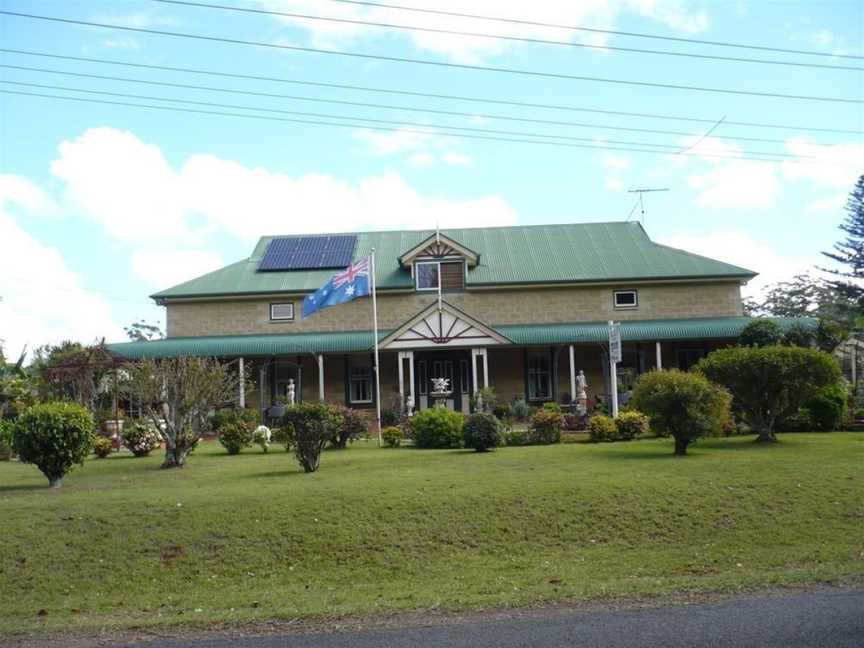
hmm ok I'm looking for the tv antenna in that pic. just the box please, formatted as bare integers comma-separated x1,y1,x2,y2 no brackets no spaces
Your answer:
627,187,669,225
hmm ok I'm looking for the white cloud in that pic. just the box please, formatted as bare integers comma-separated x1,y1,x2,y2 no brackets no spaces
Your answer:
49,127,517,244
782,139,864,190
0,189,123,360
0,174,57,215
353,128,435,155
688,160,780,209
256,0,710,63
103,37,141,50
659,231,815,297
807,193,847,215
605,177,626,191
443,152,472,166
408,152,436,167
131,250,225,288
601,153,632,171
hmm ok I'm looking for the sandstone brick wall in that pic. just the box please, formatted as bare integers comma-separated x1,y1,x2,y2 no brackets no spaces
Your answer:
166,281,744,337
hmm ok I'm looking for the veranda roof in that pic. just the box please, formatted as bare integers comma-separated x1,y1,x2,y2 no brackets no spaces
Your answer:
108,317,814,359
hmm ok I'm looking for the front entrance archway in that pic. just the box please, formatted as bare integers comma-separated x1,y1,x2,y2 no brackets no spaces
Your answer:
414,350,472,413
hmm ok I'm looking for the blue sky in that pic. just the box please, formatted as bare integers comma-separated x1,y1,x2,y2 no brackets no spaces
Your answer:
0,0,862,359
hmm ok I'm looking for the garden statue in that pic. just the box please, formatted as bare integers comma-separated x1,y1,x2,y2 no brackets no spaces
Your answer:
287,379,296,405
576,370,588,414
475,391,484,413
406,394,415,417
431,377,451,394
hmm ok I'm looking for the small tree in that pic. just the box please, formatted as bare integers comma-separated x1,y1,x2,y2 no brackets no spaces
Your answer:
123,357,244,468
631,370,731,455
697,346,840,443
12,402,95,487
282,403,341,472
739,319,783,347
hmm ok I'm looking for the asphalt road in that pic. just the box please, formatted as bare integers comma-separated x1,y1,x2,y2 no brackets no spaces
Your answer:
122,590,864,648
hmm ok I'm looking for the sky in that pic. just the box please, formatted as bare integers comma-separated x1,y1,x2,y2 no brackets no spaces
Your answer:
0,0,862,360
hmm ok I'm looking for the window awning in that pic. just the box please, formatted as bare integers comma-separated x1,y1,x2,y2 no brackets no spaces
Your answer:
108,316,815,360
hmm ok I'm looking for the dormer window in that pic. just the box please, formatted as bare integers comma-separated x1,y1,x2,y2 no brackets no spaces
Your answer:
415,261,464,292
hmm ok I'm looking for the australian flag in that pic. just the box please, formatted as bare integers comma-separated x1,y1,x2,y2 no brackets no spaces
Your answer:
302,257,371,318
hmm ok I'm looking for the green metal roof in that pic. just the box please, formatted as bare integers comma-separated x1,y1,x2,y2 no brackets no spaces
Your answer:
108,317,812,359
153,222,756,300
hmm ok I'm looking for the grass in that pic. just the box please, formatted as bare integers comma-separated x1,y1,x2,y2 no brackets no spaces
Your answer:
0,433,862,636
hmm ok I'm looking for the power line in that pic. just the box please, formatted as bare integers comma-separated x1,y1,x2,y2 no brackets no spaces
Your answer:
1,64,807,147
3,49,860,136
149,0,863,72
1,89,811,163
0,80,809,158
319,0,864,61
1,11,860,105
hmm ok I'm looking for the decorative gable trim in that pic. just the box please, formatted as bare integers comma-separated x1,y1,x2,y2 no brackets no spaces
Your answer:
398,233,479,268
380,300,510,350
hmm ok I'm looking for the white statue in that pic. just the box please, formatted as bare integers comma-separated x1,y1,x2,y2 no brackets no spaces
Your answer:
576,370,588,414
406,394,415,417
475,391,484,413
287,379,296,405
431,377,451,394
576,370,588,400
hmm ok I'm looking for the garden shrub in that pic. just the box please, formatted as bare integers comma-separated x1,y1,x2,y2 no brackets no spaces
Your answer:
271,427,290,451
504,426,529,446
697,345,840,443
541,402,563,413
509,397,530,421
282,403,341,472
211,408,259,434
380,407,400,428
253,425,272,452
587,415,618,442
804,383,847,431
410,407,464,449
0,420,14,461
462,413,503,452
12,402,95,487
472,387,499,414
93,436,114,458
528,407,563,445
560,433,584,444
381,426,403,448
615,410,650,440
122,419,160,457
631,370,731,455
782,322,815,348
491,405,509,420
739,319,783,347
218,422,254,455
330,405,367,449
563,412,587,431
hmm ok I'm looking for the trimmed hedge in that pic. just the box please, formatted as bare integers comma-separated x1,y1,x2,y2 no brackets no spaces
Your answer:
410,408,464,449
463,413,503,452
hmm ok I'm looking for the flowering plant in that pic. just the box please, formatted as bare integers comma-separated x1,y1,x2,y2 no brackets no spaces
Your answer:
253,425,271,453
122,419,161,457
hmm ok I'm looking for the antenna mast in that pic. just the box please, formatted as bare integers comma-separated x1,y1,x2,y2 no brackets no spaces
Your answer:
626,187,669,225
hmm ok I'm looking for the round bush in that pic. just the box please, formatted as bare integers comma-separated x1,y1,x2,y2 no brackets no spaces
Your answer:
615,410,650,440
805,383,846,431
12,402,95,487
528,408,563,445
93,436,114,458
122,419,161,457
381,426,404,448
410,408,464,449
330,405,368,449
463,413,503,452
218,421,254,455
588,414,618,442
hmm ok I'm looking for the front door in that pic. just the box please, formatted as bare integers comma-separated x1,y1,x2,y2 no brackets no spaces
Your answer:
415,351,472,413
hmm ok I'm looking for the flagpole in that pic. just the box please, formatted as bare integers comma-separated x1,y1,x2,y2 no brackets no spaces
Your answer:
370,248,383,447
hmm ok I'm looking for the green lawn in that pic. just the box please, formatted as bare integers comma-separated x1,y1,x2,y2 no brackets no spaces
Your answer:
1,434,862,636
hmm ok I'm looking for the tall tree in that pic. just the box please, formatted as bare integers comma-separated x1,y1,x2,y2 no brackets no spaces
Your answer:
124,320,164,342
822,175,864,307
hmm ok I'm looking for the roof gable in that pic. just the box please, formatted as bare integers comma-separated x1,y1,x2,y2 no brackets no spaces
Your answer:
398,232,479,267
153,222,756,300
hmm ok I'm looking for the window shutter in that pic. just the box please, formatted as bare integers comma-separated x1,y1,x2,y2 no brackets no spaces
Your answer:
440,262,464,290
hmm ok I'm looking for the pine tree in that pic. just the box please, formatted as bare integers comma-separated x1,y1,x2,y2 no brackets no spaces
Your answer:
822,175,864,307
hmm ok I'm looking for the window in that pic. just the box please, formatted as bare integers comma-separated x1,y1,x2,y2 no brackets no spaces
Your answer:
415,262,440,291
613,290,638,309
415,260,465,291
527,351,552,401
270,302,295,321
349,365,373,403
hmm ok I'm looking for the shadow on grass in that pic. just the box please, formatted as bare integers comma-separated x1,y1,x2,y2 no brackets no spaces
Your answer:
0,482,50,493
239,469,307,479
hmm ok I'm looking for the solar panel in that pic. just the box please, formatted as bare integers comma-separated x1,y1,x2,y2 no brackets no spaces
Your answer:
257,235,358,271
